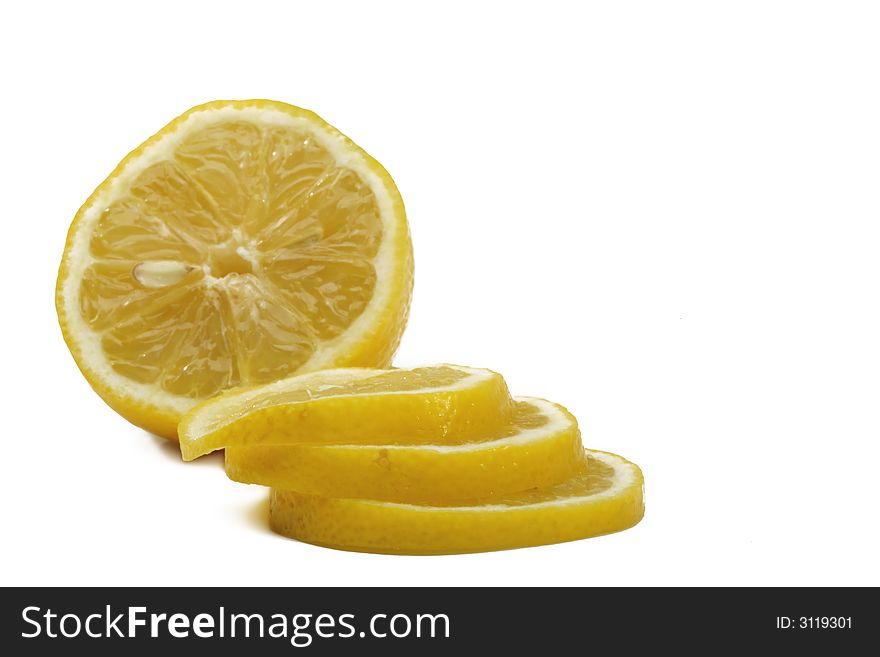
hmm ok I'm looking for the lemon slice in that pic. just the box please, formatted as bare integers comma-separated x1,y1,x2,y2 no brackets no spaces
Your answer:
269,449,644,555
225,397,583,504
179,365,513,460
56,100,413,438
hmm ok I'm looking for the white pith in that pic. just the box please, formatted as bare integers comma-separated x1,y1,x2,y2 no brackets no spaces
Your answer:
59,105,401,416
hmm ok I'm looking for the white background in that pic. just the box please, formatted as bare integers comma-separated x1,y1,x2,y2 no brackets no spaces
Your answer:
2,0,878,587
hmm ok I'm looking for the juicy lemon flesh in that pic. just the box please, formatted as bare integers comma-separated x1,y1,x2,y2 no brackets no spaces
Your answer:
80,121,383,401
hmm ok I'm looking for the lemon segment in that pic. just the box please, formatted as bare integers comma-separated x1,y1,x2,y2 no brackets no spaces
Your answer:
225,397,584,504
178,365,514,460
56,100,413,439
268,449,644,555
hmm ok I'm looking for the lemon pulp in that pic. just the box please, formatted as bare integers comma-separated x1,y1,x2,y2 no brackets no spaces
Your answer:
82,122,383,397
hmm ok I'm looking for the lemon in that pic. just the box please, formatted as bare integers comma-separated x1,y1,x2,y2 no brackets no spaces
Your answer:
56,100,413,439
178,365,513,460
226,397,584,504
269,449,644,555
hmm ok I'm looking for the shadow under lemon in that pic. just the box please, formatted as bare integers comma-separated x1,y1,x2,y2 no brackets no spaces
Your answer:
243,495,271,532
146,431,225,468
146,431,272,532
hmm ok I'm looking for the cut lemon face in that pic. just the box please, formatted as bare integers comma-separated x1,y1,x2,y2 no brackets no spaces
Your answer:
226,397,584,504
56,100,413,439
179,364,513,461
269,449,644,555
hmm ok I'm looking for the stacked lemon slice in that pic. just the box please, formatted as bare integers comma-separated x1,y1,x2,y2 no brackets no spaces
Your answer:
180,364,644,554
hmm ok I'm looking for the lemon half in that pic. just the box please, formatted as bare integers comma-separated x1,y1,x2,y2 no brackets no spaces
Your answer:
56,100,413,438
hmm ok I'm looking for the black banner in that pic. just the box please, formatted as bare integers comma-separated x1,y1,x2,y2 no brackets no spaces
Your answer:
1,587,874,653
